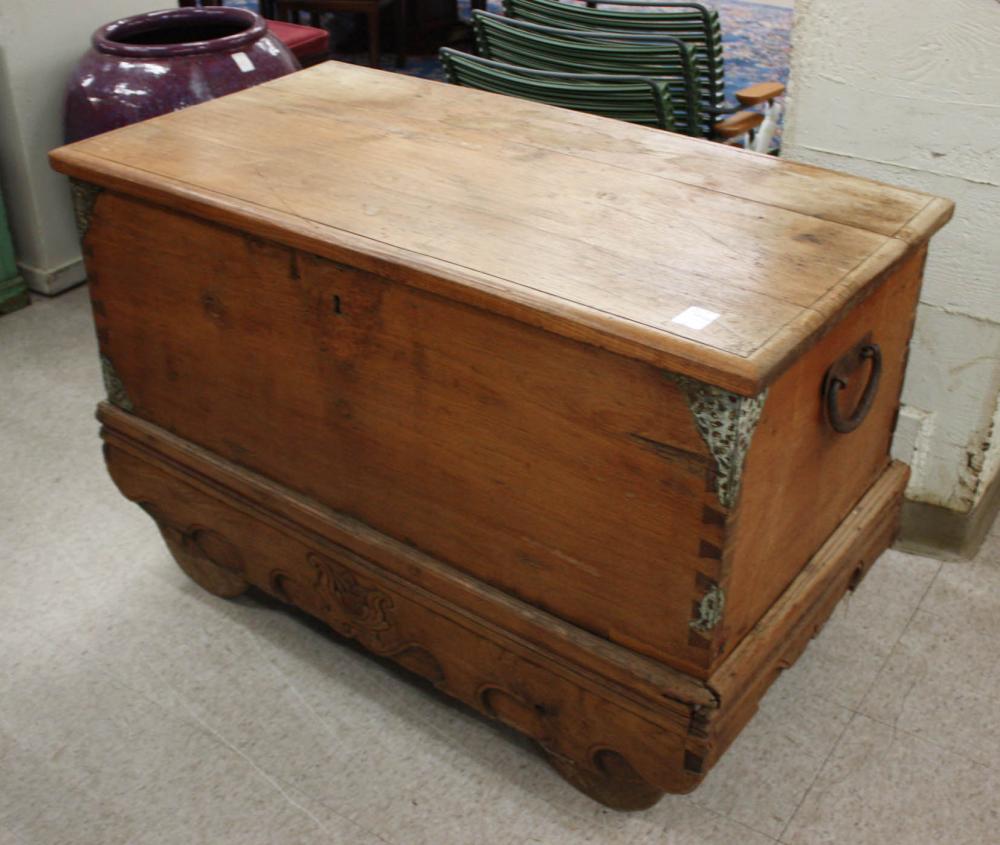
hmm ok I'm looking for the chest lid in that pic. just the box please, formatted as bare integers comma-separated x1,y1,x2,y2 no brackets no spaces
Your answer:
50,62,952,395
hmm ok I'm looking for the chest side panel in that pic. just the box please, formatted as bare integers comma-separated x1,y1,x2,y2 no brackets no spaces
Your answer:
87,193,727,676
716,246,926,665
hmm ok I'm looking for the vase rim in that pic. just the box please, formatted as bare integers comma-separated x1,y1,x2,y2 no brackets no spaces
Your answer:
93,7,266,58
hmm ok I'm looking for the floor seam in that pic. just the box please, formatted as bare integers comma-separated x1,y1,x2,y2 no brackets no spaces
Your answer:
269,770,397,845
849,560,945,712
857,708,996,769
775,709,859,843
774,561,945,841
663,799,784,844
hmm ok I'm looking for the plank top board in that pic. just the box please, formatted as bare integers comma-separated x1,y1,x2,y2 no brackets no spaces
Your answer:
50,61,953,394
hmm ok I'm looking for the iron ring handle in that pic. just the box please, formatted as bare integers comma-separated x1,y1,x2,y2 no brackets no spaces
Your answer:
825,343,882,434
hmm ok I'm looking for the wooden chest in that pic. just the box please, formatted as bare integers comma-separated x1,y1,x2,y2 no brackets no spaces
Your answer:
50,62,952,809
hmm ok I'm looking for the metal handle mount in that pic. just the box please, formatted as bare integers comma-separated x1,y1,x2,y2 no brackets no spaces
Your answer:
823,339,882,434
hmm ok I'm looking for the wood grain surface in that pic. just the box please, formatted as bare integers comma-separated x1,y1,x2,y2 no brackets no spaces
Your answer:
50,62,953,394
85,194,729,673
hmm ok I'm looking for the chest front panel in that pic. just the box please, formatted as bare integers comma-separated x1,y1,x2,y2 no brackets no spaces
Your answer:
87,192,739,675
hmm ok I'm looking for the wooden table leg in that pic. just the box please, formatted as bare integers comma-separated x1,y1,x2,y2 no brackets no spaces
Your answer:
368,6,380,67
395,0,406,68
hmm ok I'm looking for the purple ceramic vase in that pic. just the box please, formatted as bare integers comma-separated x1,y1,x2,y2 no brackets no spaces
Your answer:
65,7,299,143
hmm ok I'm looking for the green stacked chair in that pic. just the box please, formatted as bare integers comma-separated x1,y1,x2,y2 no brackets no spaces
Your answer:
0,187,27,316
500,0,785,150
503,0,722,112
472,11,704,137
439,48,677,131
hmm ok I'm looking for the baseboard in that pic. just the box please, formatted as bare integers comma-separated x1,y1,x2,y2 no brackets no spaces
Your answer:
897,470,1000,560
18,255,86,295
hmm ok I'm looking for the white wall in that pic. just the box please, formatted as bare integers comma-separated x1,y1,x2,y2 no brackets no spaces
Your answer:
783,0,1000,513
0,0,156,294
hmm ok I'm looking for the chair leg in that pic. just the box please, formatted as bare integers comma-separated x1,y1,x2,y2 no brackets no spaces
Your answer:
395,0,406,68
368,8,380,68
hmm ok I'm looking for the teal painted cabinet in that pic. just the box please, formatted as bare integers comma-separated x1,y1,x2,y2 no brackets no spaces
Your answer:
0,186,28,315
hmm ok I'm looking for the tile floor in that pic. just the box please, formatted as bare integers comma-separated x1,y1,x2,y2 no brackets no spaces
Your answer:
2,285,998,845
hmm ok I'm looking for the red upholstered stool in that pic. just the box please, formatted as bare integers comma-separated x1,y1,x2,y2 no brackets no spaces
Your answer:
267,19,331,66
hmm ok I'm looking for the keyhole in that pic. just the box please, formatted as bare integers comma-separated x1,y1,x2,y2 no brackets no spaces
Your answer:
332,294,342,315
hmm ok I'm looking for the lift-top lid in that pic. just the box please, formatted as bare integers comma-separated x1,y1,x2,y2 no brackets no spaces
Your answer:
50,62,953,395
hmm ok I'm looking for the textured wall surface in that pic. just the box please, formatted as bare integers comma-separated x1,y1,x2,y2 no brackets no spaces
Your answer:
0,0,153,294
783,0,1000,512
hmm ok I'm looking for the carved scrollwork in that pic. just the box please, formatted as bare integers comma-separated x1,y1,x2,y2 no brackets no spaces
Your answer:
306,551,394,645
314,552,393,631
269,550,397,652
268,551,446,685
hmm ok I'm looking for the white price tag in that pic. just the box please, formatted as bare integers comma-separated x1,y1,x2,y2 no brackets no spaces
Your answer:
671,306,720,331
232,52,255,73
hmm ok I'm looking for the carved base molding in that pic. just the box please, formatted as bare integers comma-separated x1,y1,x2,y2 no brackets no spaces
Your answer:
98,403,908,810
